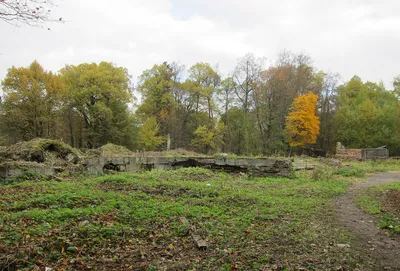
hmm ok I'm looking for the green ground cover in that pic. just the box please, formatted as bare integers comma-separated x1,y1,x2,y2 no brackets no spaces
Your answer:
0,162,390,270
357,182,400,235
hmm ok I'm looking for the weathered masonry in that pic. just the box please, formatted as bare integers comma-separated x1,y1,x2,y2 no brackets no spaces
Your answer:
84,156,293,177
0,162,56,180
361,148,389,160
0,156,292,180
335,142,389,160
0,139,292,180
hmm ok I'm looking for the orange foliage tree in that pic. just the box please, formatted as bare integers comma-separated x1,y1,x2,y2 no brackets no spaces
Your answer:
285,93,320,147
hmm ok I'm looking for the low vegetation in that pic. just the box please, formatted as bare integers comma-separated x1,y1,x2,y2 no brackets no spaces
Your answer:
0,138,81,164
357,182,400,235
2,159,400,270
0,167,367,271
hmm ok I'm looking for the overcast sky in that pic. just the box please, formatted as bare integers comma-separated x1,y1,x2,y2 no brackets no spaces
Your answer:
1,0,399,90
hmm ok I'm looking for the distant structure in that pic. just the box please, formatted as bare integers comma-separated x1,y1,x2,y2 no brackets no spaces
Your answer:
361,147,389,160
335,142,389,160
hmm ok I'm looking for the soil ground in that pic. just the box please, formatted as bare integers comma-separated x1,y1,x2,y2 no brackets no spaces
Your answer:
336,172,400,270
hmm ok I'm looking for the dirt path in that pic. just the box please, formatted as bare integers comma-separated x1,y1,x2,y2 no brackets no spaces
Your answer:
336,172,400,270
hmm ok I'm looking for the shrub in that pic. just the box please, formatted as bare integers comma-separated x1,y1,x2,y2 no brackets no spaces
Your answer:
312,166,334,181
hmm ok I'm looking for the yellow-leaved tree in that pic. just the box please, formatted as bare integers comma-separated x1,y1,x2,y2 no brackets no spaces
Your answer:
139,117,164,151
285,93,320,148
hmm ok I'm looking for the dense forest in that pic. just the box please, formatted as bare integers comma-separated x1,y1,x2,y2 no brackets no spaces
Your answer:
1,51,400,155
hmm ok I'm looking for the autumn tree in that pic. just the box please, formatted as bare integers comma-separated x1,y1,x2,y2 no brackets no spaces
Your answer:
0,61,65,143
285,93,320,148
2,52,398,157
247,51,324,154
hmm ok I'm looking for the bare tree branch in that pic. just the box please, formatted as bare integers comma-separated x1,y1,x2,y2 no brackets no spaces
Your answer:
0,0,62,27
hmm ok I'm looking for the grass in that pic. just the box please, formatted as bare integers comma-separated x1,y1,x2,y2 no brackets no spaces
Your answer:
357,182,400,235
0,167,364,270
335,168,366,178
345,159,400,173
296,158,400,183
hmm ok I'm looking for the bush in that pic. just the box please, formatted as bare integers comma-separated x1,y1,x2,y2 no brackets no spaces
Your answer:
312,166,334,181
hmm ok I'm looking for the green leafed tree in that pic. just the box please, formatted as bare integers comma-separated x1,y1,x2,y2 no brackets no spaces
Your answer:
188,62,220,120
60,62,136,149
0,61,66,143
334,76,400,154
139,117,164,151
393,75,400,99
191,122,225,154
136,62,176,134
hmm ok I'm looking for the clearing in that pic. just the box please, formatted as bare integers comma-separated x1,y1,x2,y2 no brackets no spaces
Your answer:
0,161,400,270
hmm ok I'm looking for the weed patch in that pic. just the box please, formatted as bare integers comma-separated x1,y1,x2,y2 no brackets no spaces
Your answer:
0,168,365,270
357,182,400,235
335,168,366,178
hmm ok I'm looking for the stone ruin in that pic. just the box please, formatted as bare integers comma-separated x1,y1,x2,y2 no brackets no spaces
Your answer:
335,142,362,160
335,142,389,160
0,139,293,181
84,156,293,178
0,139,83,180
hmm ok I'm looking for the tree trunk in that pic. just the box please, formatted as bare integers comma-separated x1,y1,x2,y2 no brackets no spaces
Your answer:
68,111,75,147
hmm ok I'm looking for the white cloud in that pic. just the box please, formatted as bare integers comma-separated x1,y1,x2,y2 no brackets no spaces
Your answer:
0,0,399,92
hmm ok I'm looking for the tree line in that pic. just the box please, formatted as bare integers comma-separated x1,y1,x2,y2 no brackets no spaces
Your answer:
1,51,400,155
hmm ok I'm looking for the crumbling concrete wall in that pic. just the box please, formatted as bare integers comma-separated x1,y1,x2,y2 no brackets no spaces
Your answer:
0,155,292,180
83,156,293,177
0,162,55,179
0,139,293,180
361,148,389,160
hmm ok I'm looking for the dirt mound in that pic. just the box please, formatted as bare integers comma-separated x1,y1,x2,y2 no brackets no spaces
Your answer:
100,143,131,154
86,144,205,158
0,138,82,164
142,148,205,157
85,143,135,157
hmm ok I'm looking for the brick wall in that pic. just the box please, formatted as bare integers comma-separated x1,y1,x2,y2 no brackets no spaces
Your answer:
335,149,362,160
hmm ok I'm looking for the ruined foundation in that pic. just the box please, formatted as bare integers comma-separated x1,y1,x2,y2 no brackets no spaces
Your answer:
84,156,293,177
